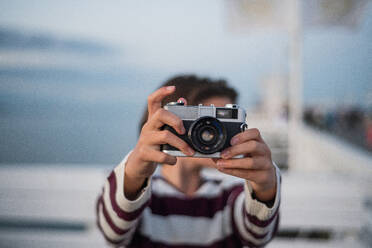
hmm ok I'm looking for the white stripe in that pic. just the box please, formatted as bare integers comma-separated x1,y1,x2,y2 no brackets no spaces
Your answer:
139,206,232,245
98,202,137,245
151,178,184,197
243,164,281,221
103,180,138,230
151,176,243,198
243,210,278,236
196,179,243,198
233,193,274,245
98,202,125,242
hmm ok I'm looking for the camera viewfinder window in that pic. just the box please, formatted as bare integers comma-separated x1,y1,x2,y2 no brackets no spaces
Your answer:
216,109,238,119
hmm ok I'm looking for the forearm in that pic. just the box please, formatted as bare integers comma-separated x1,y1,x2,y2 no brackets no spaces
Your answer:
96,153,152,246
124,171,147,200
124,152,151,200
250,165,277,203
231,164,281,246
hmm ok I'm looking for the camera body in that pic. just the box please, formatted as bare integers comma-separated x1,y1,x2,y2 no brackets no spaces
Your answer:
161,102,247,158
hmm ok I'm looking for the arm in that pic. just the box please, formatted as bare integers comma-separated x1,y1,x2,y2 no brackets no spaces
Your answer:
96,86,195,246
229,165,281,247
96,152,152,246
216,128,281,246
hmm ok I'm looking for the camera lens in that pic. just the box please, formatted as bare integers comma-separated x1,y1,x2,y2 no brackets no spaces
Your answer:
188,117,226,154
201,128,215,143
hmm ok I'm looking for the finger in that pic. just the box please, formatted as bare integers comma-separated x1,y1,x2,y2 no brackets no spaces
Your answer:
151,130,194,156
217,167,259,181
140,147,177,165
147,86,176,117
147,108,185,134
221,140,267,159
217,167,274,187
177,97,188,105
216,157,268,170
211,158,219,163
230,128,262,146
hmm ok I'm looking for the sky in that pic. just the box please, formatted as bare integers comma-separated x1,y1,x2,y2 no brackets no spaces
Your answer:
0,0,371,107
0,0,371,164
0,1,280,71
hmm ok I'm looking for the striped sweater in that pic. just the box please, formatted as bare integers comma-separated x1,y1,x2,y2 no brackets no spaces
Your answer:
96,153,281,247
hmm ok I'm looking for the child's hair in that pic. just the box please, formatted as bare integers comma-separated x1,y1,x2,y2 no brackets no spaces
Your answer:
138,74,238,133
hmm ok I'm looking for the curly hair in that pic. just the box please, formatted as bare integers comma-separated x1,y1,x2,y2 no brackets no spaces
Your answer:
138,74,238,133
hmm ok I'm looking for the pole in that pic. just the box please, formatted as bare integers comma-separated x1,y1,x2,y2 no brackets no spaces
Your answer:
288,0,303,170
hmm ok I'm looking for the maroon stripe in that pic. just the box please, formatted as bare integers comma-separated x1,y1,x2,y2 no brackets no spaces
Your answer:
96,195,124,245
149,184,243,218
229,188,278,247
243,200,280,228
272,212,280,238
228,185,246,246
239,215,279,247
100,196,132,235
107,171,150,221
241,204,270,239
240,170,281,228
130,232,242,248
229,187,266,247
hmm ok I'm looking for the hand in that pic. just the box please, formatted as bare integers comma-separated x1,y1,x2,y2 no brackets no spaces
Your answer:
215,128,277,202
124,86,195,199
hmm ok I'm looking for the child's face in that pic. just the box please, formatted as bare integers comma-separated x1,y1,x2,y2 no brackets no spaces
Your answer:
178,96,233,169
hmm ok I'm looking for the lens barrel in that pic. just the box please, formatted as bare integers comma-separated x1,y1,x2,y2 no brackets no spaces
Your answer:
188,117,226,154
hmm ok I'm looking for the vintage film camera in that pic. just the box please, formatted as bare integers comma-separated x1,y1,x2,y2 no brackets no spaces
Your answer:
161,102,248,158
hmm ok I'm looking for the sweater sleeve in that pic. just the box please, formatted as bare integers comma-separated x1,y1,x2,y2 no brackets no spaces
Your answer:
96,152,152,247
230,163,281,247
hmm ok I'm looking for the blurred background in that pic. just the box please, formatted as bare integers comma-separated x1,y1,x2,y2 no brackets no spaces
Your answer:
0,0,371,247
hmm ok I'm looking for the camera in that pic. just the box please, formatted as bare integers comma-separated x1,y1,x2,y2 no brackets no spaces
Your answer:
161,102,247,158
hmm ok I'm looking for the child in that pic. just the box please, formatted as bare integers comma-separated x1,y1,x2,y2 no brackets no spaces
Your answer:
96,75,281,247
